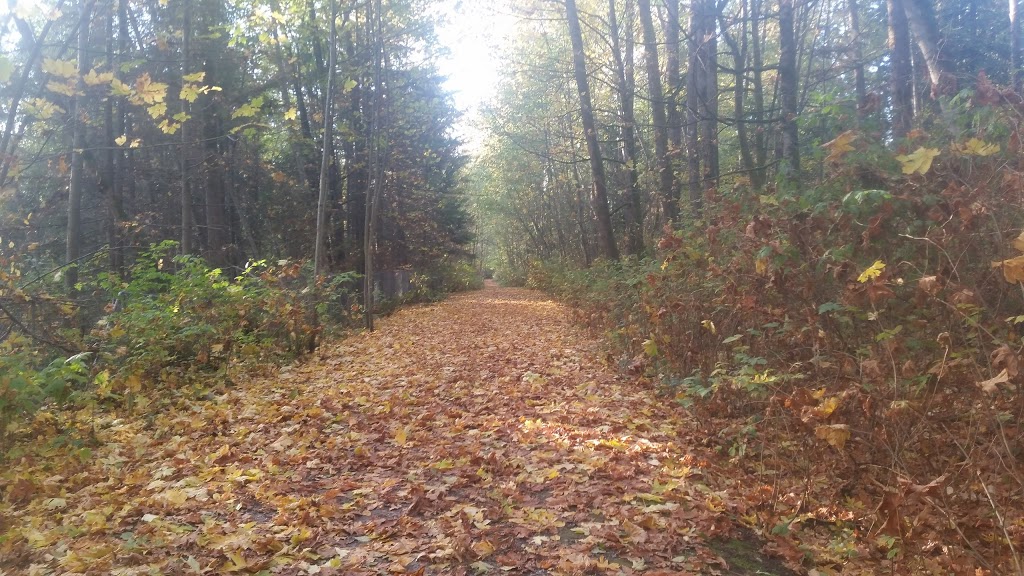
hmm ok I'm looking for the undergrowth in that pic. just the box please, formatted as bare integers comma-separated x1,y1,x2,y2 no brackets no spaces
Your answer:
532,90,1024,572
0,240,479,456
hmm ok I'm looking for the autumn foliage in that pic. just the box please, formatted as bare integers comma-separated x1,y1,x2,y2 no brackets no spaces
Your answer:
533,95,1024,572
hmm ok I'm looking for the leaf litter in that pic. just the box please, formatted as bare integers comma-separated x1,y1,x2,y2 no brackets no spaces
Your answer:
2,286,785,575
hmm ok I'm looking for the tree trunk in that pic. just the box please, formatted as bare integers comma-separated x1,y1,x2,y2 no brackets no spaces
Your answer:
364,0,386,330
638,0,677,223
686,3,702,210
609,0,644,255
103,2,124,275
778,0,800,180
314,0,337,279
67,0,93,291
180,0,193,255
722,0,754,177
902,0,951,96
750,0,768,189
664,0,683,208
1013,0,1021,90
888,0,914,138
847,0,868,116
699,0,719,190
565,0,619,260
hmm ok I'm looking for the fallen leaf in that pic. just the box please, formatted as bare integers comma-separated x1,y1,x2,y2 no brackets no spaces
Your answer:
814,424,851,450
977,369,1010,393
895,147,941,175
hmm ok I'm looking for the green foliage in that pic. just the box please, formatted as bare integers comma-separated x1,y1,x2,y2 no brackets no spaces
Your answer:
94,242,328,389
0,241,371,453
405,257,483,303
0,344,90,451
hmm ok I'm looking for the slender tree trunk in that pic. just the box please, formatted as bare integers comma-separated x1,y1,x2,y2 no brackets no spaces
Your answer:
314,0,337,279
778,0,800,180
902,0,951,96
664,0,683,207
343,28,368,269
101,2,125,275
750,0,767,189
67,0,93,291
722,0,754,176
700,0,719,189
888,0,914,138
180,0,193,255
686,3,702,210
364,0,387,330
565,0,618,260
1013,0,1021,90
847,0,868,116
638,0,677,223
609,0,643,255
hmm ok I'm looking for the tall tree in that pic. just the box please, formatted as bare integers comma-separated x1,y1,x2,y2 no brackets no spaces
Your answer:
638,0,677,223
564,0,618,260
1013,0,1022,89
664,0,683,212
888,0,914,138
608,0,644,255
902,0,951,95
314,0,338,280
180,0,193,255
66,0,93,291
847,0,868,116
778,0,800,179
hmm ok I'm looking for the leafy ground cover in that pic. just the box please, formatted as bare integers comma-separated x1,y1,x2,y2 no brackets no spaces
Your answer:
521,93,1024,575
2,283,797,576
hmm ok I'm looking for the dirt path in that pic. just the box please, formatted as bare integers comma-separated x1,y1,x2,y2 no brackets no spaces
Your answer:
2,285,776,575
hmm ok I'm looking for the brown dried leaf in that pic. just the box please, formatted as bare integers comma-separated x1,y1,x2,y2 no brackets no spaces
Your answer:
977,369,1010,393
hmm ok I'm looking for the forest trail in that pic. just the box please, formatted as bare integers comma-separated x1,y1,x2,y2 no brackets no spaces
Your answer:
2,285,782,575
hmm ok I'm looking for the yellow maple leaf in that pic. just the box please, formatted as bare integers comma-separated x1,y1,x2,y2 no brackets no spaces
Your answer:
162,488,188,506
46,79,81,97
109,78,132,97
991,232,1024,284
182,71,206,82
394,425,408,445
471,539,495,558
158,119,181,135
42,57,77,78
147,102,167,119
992,255,1024,284
895,147,940,175
817,395,841,418
284,107,298,121
114,134,127,146
957,137,1000,157
823,130,857,163
24,98,64,120
755,256,768,276
857,260,885,283
82,68,113,86
814,423,850,450
134,73,168,105
1013,231,1024,253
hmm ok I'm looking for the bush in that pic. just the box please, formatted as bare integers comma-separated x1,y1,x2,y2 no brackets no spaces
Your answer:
535,96,1024,570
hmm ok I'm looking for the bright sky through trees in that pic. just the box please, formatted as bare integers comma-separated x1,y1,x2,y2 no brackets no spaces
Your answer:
436,0,516,148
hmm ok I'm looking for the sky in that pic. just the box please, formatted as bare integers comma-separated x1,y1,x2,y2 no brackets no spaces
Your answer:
434,0,518,149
